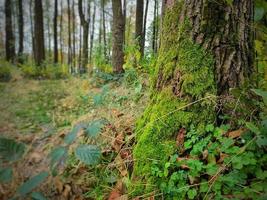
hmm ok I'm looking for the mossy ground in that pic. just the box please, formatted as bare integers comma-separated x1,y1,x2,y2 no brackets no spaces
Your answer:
131,2,217,195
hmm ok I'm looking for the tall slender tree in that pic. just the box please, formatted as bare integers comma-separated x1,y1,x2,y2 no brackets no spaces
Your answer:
72,0,76,70
30,0,35,60
101,0,107,61
111,0,124,73
54,0,58,63
34,0,45,66
18,0,24,62
67,0,72,71
89,2,96,64
5,0,15,62
60,0,63,64
141,0,149,55
135,0,144,56
78,0,90,73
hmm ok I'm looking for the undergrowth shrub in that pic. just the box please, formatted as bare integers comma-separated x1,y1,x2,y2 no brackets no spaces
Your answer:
21,62,69,79
0,60,12,82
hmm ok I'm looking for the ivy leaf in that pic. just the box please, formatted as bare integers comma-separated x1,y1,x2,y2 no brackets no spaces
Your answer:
251,89,267,105
75,145,101,165
0,138,26,162
0,167,13,183
187,188,197,199
17,171,49,196
31,192,47,200
49,146,67,168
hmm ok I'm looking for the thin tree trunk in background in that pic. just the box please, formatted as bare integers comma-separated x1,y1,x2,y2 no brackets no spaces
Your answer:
78,24,82,71
78,0,90,73
152,0,156,53
30,0,35,61
123,0,126,46
45,0,51,59
18,0,24,63
111,0,124,73
72,0,76,70
135,0,144,56
54,0,58,63
89,2,96,65
101,0,107,61
60,0,63,64
99,10,102,48
34,0,45,66
155,0,159,53
141,0,149,56
67,0,72,72
5,0,15,62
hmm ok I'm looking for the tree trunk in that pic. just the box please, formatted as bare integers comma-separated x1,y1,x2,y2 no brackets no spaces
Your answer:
123,0,126,46
60,0,63,64
72,0,76,70
135,0,144,56
89,2,96,65
34,0,45,66
18,0,24,63
132,0,254,194
152,0,157,53
78,0,90,73
5,0,15,62
111,0,124,73
141,0,149,56
30,0,35,61
54,0,58,63
101,0,107,62
45,0,51,58
67,0,72,71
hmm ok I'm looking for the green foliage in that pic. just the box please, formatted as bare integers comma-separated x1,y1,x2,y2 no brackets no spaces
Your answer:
0,60,12,82
21,62,69,79
0,167,13,183
0,138,26,162
49,146,67,169
74,145,101,165
31,192,47,200
93,85,110,106
85,119,106,138
17,171,49,196
64,123,86,145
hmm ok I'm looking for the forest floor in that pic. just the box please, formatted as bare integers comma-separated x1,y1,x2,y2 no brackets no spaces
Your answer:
0,68,148,200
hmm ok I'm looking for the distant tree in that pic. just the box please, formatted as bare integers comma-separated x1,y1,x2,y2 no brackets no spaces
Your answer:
72,0,76,69
89,2,96,65
67,0,72,72
5,0,16,62
111,0,124,73
18,0,24,63
101,0,107,61
34,0,45,66
60,0,63,64
54,0,58,63
141,0,149,55
78,0,90,73
135,0,144,56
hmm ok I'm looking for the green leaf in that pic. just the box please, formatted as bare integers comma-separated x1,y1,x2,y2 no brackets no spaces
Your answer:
187,188,197,199
49,146,67,168
256,135,267,147
0,138,26,162
254,7,265,21
205,124,214,132
246,122,261,135
31,192,47,200
85,120,106,138
0,167,12,183
251,89,267,105
64,123,85,144
17,171,49,196
75,145,101,165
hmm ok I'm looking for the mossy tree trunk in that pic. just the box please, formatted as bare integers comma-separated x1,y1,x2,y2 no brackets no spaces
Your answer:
132,0,254,195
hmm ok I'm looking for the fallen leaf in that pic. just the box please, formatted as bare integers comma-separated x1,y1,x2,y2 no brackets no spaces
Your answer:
176,128,186,148
228,128,245,139
202,149,209,160
62,184,72,198
54,177,64,193
217,152,228,163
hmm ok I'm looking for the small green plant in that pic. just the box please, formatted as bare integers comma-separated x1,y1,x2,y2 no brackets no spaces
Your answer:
0,60,12,82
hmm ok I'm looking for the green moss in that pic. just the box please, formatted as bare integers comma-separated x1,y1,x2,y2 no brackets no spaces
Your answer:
131,2,217,196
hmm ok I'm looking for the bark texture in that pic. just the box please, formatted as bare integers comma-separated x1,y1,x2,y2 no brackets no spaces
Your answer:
132,0,254,195
18,0,24,61
54,0,58,63
111,0,124,73
34,0,45,66
5,0,15,62
135,0,144,56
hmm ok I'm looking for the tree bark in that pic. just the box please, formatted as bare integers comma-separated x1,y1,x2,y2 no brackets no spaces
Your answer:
30,0,35,61
101,0,107,62
135,0,144,56
111,0,124,73
60,0,63,64
54,0,58,63
141,0,149,56
5,0,16,62
89,2,96,65
78,0,90,73
18,0,24,62
34,0,45,66
132,0,254,194
72,0,76,70
67,0,72,71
